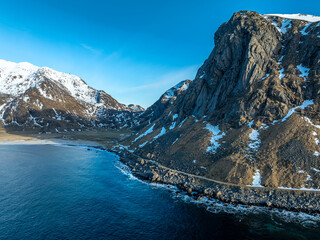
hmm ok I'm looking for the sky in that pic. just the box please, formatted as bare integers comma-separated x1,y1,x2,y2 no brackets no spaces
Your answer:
0,0,319,108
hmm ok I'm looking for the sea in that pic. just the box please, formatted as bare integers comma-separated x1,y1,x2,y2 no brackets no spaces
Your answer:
0,144,319,240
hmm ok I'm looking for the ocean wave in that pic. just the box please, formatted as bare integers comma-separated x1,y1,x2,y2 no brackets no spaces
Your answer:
114,160,146,183
115,160,320,228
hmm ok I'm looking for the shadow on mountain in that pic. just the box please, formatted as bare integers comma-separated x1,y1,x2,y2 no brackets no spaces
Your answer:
2,107,143,134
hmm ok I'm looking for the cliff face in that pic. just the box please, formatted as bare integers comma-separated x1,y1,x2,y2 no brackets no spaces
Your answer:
121,11,320,190
136,80,192,130
0,60,142,132
183,11,320,126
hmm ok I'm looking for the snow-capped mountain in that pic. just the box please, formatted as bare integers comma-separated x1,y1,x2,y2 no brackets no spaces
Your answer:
263,13,320,22
0,59,141,131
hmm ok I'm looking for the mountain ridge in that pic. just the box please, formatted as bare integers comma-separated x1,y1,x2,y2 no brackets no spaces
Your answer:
3,10,320,192
0,59,144,132
2,10,320,212
120,10,320,191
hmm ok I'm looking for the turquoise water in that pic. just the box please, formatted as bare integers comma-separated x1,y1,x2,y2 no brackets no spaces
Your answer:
0,144,319,240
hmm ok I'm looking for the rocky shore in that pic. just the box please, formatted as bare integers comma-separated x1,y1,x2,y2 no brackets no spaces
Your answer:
115,150,320,214
121,11,320,192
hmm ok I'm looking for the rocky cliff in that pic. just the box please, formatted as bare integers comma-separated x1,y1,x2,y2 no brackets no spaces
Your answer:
121,11,320,191
0,60,143,132
135,80,192,130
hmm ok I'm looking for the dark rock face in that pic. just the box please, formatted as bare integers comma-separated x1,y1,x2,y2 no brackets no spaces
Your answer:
136,80,191,130
121,11,320,191
127,104,145,112
97,109,143,129
179,11,320,127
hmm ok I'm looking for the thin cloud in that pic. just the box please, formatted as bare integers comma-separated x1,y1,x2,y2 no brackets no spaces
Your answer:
80,43,102,55
114,65,199,93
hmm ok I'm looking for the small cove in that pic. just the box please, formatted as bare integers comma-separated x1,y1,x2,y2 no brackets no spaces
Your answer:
0,144,319,240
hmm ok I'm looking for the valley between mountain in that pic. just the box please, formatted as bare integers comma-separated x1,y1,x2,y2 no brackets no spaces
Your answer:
2,10,320,214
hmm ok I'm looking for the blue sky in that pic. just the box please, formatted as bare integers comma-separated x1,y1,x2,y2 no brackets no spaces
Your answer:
0,0,319,108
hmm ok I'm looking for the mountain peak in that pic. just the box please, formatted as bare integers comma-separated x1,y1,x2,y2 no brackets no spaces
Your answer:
264,13,320,22
122,11,320,190
161,80,192,103
0,58,140,131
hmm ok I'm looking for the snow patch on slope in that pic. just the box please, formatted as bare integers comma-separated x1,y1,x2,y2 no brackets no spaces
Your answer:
170,122,176,130
313,131,319,145
248,129,261,150
178,118,187,128
0,103,7,113
280,19,292,33
247,170,263,187
278,186,320,192
0,60,41,96
169,113,179,130
297,64,310,80
278,100,314,123
302,116,320,129
154,127,166,140
162,80,191,103
133,124,155,143
172,138,179,145
172,113,178,121
205,124,225,153
39,67,99,105
279,68,285,79
264,14,320,22
301,23,312,35
139,142,148,148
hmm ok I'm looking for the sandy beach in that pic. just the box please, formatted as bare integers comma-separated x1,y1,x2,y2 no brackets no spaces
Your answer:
0,128,132,147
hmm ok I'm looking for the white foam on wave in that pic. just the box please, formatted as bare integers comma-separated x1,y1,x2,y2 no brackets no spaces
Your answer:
114,160,146,183
172,190,320,227
115,160,320,227
55,144,107,152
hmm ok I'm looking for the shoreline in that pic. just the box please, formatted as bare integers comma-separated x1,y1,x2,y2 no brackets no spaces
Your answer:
0,128,128,149
0,138,104,147
114,159,320,225
114,149,320,215
2,132,320,215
